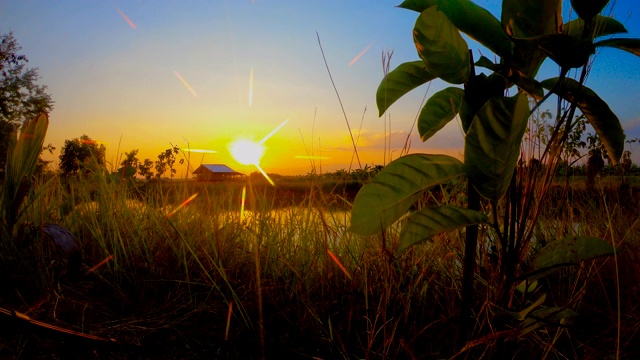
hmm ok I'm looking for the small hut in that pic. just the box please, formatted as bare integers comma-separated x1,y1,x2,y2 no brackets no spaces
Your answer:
192,164,244,181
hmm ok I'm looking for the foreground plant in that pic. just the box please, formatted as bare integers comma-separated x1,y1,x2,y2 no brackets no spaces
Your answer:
350,0,639,351
2,112,49,236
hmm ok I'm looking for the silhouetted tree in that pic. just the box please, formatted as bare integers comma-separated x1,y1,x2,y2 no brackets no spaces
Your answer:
137,158,154,180
59,135,106,176
117,149,139,179
0,32,54,175
155,146,182,179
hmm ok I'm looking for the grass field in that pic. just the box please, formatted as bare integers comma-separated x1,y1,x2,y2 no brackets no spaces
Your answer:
1,172,639,359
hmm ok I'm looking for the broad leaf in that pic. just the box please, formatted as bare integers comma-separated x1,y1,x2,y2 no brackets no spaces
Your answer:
377,61,437,116
474,57,544,100
571,0,609,21
349,154,464,236
464,93,530,200
474,56,501,72
594,38,640,57
564,16,627,39
532,235,614,270
520,307,578,336
413,6,469,84
418,87,464,141
459,73,508,132
542,77,625,163
502,0,562,77
399,205,487,250
399,0,512,58
490,293,546,321
516,34,595,69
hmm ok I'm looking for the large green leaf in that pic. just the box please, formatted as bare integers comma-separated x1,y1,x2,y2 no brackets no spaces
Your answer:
532,236,614,270
594,38,640,57
520,307,579,336
377,61,437,116
464,93,530,200
459,73,508,133
541,77,625,163
474,57,544,100
418,87,464,141
516,34,595,69
399,205,487,250
502,0,562,77
571,0,609,21
399,0,512,58
413,6,469,84
349,154,464,236
564,16,627,39
3,113,49,233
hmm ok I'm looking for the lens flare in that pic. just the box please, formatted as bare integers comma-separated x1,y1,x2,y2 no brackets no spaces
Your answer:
183,148,217,154
166,193,199,218
229,139,265,166
228,120,288,186
349,41,375,66
240,186,246,220
115,7,136,29
174,70,198,97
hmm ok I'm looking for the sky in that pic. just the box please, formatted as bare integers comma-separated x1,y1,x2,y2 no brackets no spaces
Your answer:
1,0,639,177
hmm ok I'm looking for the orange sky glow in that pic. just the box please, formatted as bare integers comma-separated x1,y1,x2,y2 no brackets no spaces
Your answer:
2,1,639,178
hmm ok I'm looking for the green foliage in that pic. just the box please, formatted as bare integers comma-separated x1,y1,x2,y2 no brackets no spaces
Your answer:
351,0,640,348
0,32,54,175
564,16,628,39
1,112,48,235
399,205,487,249
349,154,465,236
464,93,529,200
412,7,469,84
541,77,626,164
376,61,436,116
58,135,106,176
531,236,614,270
417,87,464,141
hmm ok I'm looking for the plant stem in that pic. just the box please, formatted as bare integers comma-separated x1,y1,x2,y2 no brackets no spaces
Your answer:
459,180,480,347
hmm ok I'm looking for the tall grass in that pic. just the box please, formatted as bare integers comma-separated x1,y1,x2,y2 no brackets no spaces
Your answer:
1,167,640,358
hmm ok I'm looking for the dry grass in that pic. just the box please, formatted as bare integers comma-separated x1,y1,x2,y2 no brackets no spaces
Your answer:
0,173,639,359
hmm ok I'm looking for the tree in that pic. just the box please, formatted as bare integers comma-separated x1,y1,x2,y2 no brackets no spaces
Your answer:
59,135,106,176
0,32,54,174
117,149,139,179
154,146,182,179
137,158,154,180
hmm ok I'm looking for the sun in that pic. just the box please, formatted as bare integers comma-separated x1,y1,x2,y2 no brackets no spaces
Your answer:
229,139,265,166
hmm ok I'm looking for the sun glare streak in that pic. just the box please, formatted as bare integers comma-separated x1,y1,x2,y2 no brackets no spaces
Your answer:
259,119,288,144
86,254,114,274
240,186,247,220
349,41,375,66
229,120,287,186
174,70,198,97
115,7,136,29
249,68,254,107
327,250,351,280
183,148,217,154
167,193,199,218
254,164,275,186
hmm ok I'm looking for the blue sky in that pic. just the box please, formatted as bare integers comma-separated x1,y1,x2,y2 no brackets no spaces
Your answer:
1,0,639,175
